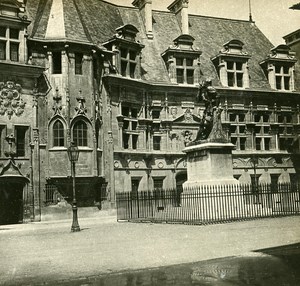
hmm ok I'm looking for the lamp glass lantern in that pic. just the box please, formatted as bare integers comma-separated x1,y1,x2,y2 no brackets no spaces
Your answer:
67,142,79,162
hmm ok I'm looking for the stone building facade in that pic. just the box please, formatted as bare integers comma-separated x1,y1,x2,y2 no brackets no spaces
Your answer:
0,0,300,224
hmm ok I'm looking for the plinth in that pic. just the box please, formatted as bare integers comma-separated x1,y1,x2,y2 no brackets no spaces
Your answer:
183,142,239,188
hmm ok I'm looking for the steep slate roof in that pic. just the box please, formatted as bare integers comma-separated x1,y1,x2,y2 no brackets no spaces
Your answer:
26,0,283,91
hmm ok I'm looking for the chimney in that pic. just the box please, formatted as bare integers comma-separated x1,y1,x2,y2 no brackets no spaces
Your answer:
168,0,189,35
132,0,153,39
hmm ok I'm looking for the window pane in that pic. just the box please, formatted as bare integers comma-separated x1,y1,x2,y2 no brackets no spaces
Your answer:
153,136,161,150
278,115,284,123
254,114,261,122
132,134,138,149
0,27,5,37
9,28,19,39
0,41,5,60
123,120,129,129
129,62,136,78
176,58,184,66
176,69,184,83
132,121,137,130
279,138,286,150
263,115,269,122
129,50,136,61
283,66,289,74
238,114,245,122
123,133,129,149
227,61,234,70
276,76,282,89
122,106,129,117
120,48,127,59
227,72,234,86
121,60,127,76
186,58,193,66
263,126,270,134
284,76,290,90
52,52,62,74
286,115,292,123
265,138,270,151
131,108,138,118
229,114,236,122
10,43,18,61
53,121,64,147
231,137,237,147
239,126,245,133
255,138,261,150
153,178,163,190
240,138,246,150
75,53,83,75
255,126,261,134
152,110,160,119
131,179,140,193
236,73,243,87
230,125,237,134
187,69,194,84
275,65,281,73
236,62,243,70
16,126,27,157
73,121,87,146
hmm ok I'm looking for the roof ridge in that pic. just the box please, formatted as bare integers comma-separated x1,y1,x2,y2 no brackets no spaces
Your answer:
188,13,251,23
31,0,50,38
72,0,93,43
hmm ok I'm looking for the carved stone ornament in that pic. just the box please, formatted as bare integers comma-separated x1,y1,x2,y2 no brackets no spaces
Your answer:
184,108,193,122
0,81,25,119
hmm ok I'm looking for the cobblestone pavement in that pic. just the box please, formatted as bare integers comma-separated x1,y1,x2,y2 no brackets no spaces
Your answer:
0,216,299,285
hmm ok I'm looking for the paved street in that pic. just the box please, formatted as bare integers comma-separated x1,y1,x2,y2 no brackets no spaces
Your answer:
0,215,299,285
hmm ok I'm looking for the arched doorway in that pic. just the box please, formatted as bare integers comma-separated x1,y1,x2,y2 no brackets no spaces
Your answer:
0,181,24,225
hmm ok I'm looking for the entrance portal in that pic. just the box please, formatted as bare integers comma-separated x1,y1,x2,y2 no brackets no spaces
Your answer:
0,182,23,225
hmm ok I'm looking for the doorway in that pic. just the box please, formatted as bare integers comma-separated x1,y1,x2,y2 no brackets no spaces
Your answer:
175,172,187,206
0,182,23,225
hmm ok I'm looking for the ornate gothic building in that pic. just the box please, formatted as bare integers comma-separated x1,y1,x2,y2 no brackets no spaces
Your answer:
0,0,299,224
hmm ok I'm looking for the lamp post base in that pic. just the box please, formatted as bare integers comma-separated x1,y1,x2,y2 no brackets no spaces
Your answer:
71,204,80,232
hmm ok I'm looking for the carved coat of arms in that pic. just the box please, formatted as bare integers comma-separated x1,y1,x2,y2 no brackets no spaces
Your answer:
0,81,25,119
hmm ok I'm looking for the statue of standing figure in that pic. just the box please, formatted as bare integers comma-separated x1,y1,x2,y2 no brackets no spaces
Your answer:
193,79,227,144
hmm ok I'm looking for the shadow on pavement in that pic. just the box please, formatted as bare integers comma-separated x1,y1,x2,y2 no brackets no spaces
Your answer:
49,243,300,286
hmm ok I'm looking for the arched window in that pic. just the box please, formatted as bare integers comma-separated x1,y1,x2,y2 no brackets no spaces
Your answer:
53,120,64,147
73,120,88,146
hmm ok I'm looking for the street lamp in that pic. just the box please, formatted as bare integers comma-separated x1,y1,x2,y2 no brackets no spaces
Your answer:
67,142,80,232
251,155,259,204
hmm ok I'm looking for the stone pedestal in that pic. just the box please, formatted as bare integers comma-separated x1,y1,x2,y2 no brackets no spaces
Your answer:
183,142,239,188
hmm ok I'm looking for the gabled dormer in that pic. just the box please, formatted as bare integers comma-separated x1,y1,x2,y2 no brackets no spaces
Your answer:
161,34,201,85
211,39,251,89
260,45,297,91
103,24,145,79
0,0,30,64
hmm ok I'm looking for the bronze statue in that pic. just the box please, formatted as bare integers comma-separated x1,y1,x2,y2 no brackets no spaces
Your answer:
192,80,227,144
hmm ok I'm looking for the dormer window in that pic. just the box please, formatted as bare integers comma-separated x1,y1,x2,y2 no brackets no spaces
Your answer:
260,45,296,91
175,57,195,84
103,24,144,79
120,47,137,78
0,26,20,61
212,40,250,89
162,35,201,85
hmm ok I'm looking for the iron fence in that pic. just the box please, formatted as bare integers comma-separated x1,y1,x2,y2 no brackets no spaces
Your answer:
116,183,300,225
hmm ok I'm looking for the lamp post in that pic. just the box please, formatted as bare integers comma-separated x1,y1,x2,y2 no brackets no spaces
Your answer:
67,142,80,232
251,155,259,204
